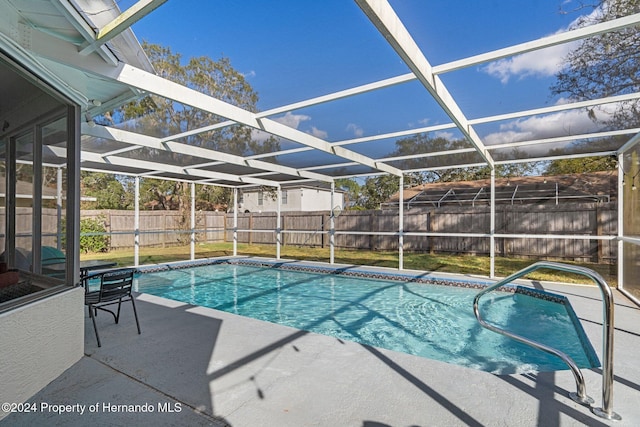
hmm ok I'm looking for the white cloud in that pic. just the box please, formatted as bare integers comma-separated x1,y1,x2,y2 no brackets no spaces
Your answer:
253,111,328,140
243,70,256,78
274,111,311,128
310,126,328,139
484,104,617,145
251,111,310,143
346,123,364,137
434,131,455,141
482,7,603,83
251,128,273,143
483,43,574,84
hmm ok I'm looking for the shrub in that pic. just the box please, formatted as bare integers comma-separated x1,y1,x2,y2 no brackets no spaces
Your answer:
79,217,110,253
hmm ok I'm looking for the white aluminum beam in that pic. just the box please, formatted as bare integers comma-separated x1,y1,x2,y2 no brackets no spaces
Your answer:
617,131,640,154
95,63,403,177
469,92,640,126
334,123,458,147
159,121,233,143
161,73,416,143
177,90,640,164
347,124,640,167
301,162,358,171
433,13,640,75
81,124,334,182
379,147,475,163
245,147,312,161
79,0,168,56
493,151,617,165
486,128,640,152
256,73,416,118
356,0,494,167
81,151,280,187
256,117,401,176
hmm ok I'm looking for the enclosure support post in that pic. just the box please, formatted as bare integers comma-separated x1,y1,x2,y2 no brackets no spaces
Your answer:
134,176,140,267
399,175,404,270
33,124,43,274
330,182,335,264
276,186,281,260
190,182,195,261
6,135,16,268
617,153,624,289
56,166,63,250
490,169,496,278
233,188,238,257
66,105,81,286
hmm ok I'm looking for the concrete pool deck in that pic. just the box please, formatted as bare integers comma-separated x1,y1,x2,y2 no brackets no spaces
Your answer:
4,259,640,426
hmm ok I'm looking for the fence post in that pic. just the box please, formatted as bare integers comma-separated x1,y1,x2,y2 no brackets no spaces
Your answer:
321,213,327,248
596,204,603,263
502,207,508,257
427,210,433,254
282,211,287,247
369,212,375,250
223,212,227,243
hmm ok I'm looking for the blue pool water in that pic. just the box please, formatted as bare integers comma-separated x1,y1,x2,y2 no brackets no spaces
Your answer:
134,262,599,374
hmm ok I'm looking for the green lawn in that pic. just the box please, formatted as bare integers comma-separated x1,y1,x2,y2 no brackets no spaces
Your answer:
81,242,617,286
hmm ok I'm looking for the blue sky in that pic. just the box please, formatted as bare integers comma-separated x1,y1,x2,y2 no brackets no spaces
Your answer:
120,0,608,156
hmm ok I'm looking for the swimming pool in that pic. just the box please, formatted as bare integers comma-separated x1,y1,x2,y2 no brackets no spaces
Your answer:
134,260,599,374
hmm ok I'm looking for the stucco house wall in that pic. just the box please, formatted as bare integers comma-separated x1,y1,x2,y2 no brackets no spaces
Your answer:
0,288,84,420
239,187,343,212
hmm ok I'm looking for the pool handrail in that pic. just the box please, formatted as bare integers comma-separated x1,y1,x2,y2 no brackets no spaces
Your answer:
473,261,620,421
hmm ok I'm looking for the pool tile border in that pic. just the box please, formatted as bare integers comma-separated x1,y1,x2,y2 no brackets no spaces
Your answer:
136,257,573,302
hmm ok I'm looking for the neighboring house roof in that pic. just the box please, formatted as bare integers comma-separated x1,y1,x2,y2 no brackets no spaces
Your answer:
386,171,618,207
0,179,57,198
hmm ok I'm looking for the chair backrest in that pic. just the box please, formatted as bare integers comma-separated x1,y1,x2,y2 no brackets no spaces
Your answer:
41,246,66,266
99,268,135,302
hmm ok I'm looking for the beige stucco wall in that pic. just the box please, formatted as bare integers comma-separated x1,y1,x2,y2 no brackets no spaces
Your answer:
241,188,344,212
0,288,84,420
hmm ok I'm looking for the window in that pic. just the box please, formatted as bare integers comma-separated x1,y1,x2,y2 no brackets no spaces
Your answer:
0,53,78,310
258,191,263,206
282,189,288,205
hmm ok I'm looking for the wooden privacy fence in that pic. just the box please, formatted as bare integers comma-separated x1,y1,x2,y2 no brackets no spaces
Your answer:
79,202,617,263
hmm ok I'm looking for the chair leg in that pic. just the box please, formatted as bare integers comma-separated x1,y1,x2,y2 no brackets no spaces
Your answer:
114,298,123,324
88,304,102,347
130,296,141,335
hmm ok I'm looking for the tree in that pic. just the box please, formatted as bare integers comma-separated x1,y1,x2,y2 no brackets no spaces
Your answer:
139,178,179,210
117,43,278,213
195,184,231,211
543,155,617,175
541,134,623,174
388,133,537,182
551,0,640,129
358,175,400,209
334,178,360,209
81,171,133,210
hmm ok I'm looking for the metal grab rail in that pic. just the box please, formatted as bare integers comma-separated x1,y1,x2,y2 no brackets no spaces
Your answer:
473,261,621,421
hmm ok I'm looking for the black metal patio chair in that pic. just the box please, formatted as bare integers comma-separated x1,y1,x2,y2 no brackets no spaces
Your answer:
84,268,141,347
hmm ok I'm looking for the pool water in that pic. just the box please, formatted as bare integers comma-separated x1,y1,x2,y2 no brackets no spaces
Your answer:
134,262,599,374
